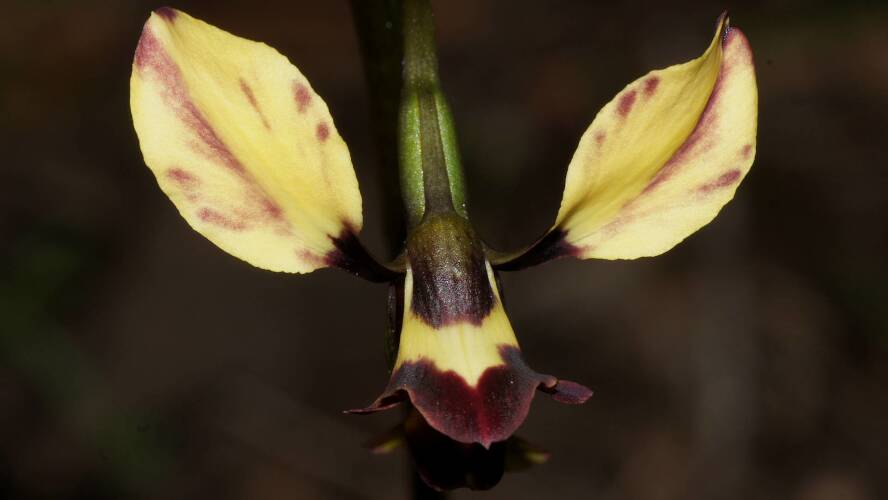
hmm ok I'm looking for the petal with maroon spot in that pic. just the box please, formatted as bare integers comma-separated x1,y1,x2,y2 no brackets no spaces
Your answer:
130,8,372,274
494,13,757,269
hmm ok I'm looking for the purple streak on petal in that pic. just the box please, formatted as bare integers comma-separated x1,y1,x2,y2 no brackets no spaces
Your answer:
135,27,246,176
239,78,271,129
697,169,742,194
198,207,248,231
166,167,199,188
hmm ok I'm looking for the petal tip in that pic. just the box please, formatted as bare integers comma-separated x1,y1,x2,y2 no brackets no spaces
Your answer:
153,6,179,22
542,379,594,405
345,391,406,414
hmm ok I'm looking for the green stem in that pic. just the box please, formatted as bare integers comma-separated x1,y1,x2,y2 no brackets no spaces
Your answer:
399,0,468,229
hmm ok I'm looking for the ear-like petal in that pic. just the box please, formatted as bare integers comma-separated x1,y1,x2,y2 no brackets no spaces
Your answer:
131,8,363,273
559,14,756,259
497,14,757,268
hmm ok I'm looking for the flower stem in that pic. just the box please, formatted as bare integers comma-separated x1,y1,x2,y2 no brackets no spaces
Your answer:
400,0,468,229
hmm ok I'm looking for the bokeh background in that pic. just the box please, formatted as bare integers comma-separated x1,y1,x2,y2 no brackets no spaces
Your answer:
2,0,886,499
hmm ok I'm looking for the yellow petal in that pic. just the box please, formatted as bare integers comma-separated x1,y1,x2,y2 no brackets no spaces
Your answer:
554,14,757,259
130,8,363,273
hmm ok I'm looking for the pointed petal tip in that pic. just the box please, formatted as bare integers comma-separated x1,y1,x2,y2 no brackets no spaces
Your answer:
344,396,405,415
153,6,179,22
541,379,594,405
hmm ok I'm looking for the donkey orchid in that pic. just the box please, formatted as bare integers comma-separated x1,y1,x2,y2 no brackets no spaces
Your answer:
131,4,756,449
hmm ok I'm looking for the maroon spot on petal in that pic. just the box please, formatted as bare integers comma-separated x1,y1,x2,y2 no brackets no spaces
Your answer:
617,89,637,118
154,7,177,21
697,169,742,194
741,143,753,159
316,122,330,142
643,76,660,97
165,167,198,188
293,82,312,113
349,346,591,448
594,130,606,147
239,78,271,130
198,207,247,231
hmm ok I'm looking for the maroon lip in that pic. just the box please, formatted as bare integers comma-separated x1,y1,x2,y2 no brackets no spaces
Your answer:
349,346,592,448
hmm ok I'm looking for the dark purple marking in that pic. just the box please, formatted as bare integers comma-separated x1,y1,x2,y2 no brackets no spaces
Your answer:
594,130,607,147
406,215,495,328
316,122,330,142
293,82,312,113
617,89,637,117
493,229,580,272
349,346,592,448
697,169,741,194
643,76,660,97
324,225,400,283
198,207,247,231
741,143,753,159
154,7,178,21
239,78,271,129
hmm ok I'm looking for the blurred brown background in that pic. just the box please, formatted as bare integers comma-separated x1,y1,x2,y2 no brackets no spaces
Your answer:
2,0,887,499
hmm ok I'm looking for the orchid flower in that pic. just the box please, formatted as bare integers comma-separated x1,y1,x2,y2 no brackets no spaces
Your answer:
130,3,756,450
